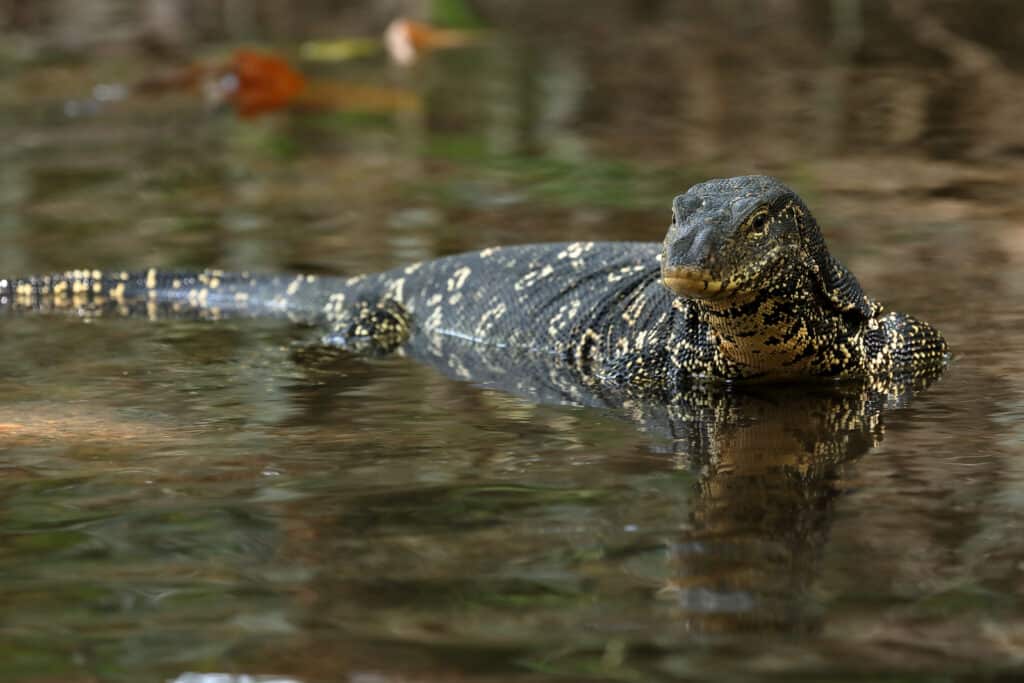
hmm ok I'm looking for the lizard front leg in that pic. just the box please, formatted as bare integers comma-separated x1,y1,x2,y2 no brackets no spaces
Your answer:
322,298,412,354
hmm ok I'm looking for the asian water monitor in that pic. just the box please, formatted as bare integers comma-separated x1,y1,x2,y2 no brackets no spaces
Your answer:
0,175,948,388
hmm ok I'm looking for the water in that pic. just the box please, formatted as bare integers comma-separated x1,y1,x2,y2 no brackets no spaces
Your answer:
2,3,1024,681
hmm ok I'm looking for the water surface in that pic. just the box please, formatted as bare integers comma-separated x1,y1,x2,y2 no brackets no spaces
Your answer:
2,4,1024,681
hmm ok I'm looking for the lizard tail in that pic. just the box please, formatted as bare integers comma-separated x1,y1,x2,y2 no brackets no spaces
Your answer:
0,267,346,323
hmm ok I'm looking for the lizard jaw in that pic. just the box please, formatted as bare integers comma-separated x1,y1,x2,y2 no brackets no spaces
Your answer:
661,266,735,300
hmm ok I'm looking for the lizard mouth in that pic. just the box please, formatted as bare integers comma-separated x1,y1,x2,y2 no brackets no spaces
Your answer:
661,266,735,299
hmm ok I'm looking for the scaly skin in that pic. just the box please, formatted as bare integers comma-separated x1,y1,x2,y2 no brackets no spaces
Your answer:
0,176,948,390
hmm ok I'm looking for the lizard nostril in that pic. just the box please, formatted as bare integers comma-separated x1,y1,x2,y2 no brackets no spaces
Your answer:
672,193,704,221
667,222,713,268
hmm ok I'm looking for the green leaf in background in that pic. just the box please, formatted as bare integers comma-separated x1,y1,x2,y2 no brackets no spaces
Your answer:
432,0,482,28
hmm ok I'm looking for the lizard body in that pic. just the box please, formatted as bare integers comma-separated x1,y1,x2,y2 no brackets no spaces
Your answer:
1,176,948,390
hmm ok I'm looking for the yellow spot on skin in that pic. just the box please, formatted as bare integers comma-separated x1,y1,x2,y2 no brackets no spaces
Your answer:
557,242,593,260
172,279,182,289
386,278,405,302
424,306,443,330
514,264,555,291
448,267,471,292
92,282,103,294
474,302,507,337
305,274,317,283
287,277,302,296
209,277,221,289
322,292,346,318
146,268,157,290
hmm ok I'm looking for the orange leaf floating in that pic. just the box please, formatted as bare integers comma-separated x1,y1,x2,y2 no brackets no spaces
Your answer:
228,49,305,117
91,50,306,118
384,17,481,66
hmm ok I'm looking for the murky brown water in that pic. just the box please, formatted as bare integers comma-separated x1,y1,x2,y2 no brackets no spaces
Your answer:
2,2,1024,682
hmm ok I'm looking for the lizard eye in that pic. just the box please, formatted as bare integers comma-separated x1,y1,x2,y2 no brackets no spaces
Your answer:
749,213,769,231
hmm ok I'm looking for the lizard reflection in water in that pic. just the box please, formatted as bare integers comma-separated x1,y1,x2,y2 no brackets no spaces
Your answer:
293,337,942,631
636,378,920,630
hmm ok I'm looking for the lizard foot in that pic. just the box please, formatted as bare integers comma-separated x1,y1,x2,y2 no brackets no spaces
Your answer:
322,298,411,354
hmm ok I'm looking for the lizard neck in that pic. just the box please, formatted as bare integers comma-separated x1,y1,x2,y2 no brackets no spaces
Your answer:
695,274,864,380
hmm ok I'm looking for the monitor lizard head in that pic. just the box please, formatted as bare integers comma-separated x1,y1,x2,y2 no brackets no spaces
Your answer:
660,175,947,379
661,175,873,318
